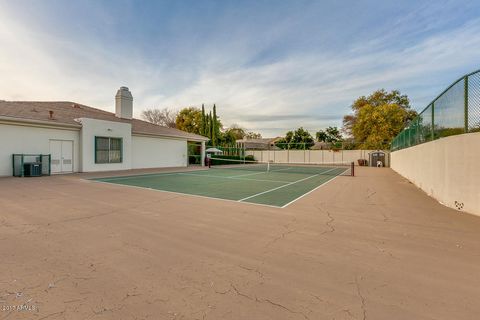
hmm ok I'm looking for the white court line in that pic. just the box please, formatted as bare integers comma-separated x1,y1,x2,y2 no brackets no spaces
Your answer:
281,175,339,208
279,167,349,208
239,174,319,201
269,167,293,173
239,167,339,202
90,179,282,209
95,170,201,181
269,166,339,174
228,170,270,178
91,166,345,209
178,172,291,184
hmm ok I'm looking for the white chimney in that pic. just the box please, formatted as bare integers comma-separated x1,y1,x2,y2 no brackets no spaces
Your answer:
115,86,133,119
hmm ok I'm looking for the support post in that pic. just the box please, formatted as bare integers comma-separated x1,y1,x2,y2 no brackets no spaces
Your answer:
431,102,435,141
21,155,24,177
464,76,469,133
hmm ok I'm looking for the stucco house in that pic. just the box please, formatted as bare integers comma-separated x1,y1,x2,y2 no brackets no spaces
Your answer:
0,87,208,176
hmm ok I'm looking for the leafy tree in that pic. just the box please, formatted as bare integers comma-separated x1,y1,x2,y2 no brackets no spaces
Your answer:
141,108,177,128
244,131,262,139
353,103,411,149
341,138,358,150
343,89,417,149
175,104,235,147
275,127,314,149
316,126,342,143
225,124,246,140
218,130,237,146
175,107,202,134
316,130,328,143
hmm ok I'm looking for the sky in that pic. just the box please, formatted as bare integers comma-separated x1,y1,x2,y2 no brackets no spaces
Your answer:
0,0,479,137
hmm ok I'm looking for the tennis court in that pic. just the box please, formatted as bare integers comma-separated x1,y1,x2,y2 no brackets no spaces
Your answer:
93,160,354,207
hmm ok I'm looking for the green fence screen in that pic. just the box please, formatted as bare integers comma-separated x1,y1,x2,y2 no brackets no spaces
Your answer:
391,69,480,151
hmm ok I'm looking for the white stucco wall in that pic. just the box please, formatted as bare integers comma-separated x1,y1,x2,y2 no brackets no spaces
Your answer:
246,150,387,166
0,122,80,176
132,135,187,169
391,132,480,216
79,118,132,172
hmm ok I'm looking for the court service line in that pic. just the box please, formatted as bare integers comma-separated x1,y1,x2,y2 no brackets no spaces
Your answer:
228,170,271,178
270,166,339,174
239,167,339,202
239,174,318,201
280,175,339,208
177,172,291,184
269,167,294,172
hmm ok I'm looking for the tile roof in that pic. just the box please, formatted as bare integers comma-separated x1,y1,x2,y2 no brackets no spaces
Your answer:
0,101,208,141
236,137,280,144
236,137,282,150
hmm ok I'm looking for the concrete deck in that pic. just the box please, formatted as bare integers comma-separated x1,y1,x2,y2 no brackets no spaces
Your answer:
1,167,479,319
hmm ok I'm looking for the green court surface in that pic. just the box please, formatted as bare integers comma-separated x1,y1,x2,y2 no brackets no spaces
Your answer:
93,165,349,208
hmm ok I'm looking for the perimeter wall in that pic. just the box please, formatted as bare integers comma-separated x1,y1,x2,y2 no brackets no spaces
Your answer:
391,132,480,216
246,149,388,166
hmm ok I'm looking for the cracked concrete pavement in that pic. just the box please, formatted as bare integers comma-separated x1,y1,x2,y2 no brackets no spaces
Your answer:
1,167,480,319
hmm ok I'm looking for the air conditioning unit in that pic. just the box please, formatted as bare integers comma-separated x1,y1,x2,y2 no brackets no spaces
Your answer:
12,154,51,177
23,162,42,177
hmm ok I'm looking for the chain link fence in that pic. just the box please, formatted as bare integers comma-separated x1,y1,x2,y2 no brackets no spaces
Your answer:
391,69,480,151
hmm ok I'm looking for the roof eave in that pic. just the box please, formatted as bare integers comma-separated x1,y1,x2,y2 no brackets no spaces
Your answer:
0,115,209,141
132,131,209,142
0,115,81,130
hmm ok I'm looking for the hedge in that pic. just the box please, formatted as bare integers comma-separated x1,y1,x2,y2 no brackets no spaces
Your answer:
209,155,255,165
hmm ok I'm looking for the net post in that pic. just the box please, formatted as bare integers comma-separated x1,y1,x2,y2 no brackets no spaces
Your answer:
351,161,354,177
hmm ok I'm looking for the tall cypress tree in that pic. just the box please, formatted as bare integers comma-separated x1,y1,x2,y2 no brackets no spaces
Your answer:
209,111,215,145
212,104,218,143
201,104,206,136
205,111,210,142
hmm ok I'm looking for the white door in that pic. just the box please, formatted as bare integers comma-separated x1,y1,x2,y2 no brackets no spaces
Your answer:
50,140,73,173
61,141,73,172
50,140,62,173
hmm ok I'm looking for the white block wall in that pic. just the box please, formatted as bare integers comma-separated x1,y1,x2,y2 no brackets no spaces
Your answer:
246,150,383,165
391,132,480,216
132,135,187,169
0,123,80,176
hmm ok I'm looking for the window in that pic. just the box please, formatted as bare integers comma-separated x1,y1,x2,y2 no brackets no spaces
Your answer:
95,137,122,163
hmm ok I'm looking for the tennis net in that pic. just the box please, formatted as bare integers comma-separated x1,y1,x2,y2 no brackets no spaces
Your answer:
208,157,354,176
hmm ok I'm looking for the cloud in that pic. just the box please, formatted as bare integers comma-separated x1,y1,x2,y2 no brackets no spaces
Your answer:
0,1,479,137
156,18,480,134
